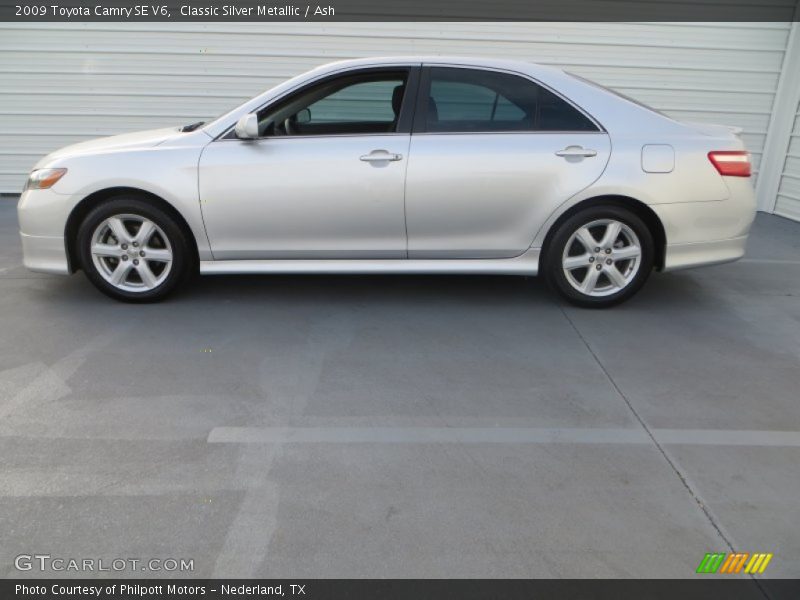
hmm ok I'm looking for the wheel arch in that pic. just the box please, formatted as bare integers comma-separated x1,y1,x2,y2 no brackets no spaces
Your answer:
65,186,199,272
540,195,666,271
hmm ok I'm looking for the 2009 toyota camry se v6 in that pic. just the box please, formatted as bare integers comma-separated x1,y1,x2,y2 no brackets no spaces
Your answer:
18,56,756,307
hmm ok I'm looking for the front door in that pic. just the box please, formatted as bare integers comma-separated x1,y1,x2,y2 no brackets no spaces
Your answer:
199,68,417,259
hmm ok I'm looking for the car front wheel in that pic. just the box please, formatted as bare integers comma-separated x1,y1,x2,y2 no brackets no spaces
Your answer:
77,196,192,302
544,205,654,308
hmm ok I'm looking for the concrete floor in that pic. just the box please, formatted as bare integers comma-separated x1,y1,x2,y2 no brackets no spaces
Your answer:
1,199,799,585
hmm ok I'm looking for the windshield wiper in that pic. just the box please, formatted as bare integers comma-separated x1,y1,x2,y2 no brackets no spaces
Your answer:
180,121,205,132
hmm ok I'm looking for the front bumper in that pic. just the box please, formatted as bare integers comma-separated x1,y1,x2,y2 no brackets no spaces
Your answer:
20,232,70,274
18,187,71,275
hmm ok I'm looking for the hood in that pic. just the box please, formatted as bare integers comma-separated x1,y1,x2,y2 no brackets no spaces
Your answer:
34,127,183,168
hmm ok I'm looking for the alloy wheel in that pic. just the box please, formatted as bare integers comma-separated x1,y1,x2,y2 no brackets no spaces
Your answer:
90,214,173,292
561,218,642,297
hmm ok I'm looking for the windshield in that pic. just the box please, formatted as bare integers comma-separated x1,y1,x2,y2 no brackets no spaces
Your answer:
186,100,251,134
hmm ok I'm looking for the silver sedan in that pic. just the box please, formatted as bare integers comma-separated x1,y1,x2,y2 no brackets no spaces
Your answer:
18,57,756,307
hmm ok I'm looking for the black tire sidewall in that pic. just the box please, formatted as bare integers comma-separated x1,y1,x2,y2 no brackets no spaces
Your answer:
77,196,191,302
544,205,654,308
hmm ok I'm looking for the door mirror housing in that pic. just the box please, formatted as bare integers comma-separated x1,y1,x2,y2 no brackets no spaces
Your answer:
234,113,259,139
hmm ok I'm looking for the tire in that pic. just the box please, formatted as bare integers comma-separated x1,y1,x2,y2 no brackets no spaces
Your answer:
543,205,654,308
76,195,193,302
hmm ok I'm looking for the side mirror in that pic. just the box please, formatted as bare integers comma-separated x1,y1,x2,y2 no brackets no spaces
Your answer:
234,113,259,139
296,108,311,124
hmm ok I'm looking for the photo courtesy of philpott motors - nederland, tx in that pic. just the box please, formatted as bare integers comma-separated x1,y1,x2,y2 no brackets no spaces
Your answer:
16,583,213,596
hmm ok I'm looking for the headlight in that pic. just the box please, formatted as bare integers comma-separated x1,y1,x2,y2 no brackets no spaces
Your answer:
26,168,67,190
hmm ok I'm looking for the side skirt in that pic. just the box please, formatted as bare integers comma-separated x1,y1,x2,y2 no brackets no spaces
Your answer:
200,248,540,276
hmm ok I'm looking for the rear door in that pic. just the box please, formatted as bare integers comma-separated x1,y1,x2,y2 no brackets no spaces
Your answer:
405,66,611,258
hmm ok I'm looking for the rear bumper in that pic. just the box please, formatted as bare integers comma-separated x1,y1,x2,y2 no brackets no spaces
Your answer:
652,175,756,271
20,232,70,274
663,234,748,272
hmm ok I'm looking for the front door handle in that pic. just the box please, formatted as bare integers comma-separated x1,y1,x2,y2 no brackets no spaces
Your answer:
555,146,597,158
360,150,403,162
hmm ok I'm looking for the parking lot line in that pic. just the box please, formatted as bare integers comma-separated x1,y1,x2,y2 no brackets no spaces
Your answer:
739,258,800,265
0,328,124,421
207,426,800,447
655,429,800,447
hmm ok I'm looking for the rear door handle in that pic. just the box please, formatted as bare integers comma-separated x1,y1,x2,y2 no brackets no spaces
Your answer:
360,150,403,162
555,146,597,158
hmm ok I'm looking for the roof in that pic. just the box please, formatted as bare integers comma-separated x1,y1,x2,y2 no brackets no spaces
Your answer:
313,55,565,77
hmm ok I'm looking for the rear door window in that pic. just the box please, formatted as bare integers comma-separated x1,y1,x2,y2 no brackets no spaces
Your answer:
420,67,599,133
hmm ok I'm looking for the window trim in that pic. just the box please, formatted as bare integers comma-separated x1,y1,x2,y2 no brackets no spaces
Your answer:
216,66,421,141
412,65,606,135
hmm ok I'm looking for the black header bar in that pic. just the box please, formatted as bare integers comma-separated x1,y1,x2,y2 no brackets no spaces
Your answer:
2,0,799,22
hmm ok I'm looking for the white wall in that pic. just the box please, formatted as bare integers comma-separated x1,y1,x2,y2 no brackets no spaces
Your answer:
775,110,800,220
0,22,794,212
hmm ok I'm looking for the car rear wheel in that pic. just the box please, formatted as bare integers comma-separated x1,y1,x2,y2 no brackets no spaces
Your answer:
544,205,654,308
77,196,192,302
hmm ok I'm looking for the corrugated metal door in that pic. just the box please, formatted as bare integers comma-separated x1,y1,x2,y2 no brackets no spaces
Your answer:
774,106,800,220
0,22,792,195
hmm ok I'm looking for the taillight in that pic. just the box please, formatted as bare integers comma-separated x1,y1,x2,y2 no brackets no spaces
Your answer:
708,151,751,177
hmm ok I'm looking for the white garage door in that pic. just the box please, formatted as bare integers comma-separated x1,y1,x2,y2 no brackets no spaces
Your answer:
0,22,792,194
774,108,800,221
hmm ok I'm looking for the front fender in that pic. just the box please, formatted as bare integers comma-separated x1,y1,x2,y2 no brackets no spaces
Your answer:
54,145,212,260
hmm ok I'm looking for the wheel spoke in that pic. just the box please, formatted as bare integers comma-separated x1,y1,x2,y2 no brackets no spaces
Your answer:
605,265,628,289
136,262,158,289
563,254,592,270
134,220,156,246
110,261,133,285
107,217,132,244
91,243,122,258
143,248,171,262
580,267,601,293
575,227,597,252
600,221,622,248
613,245,641,261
